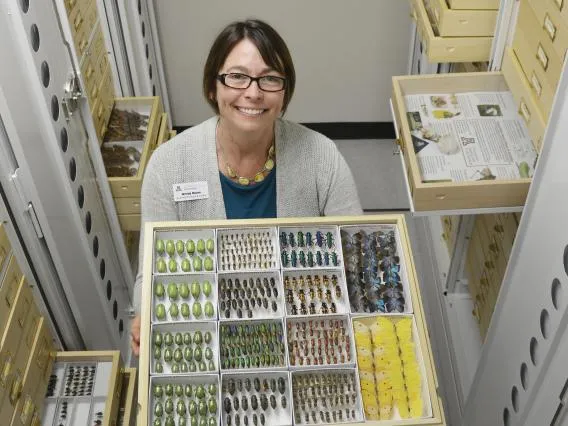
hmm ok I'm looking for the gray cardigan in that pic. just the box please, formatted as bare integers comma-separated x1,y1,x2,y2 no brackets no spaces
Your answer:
133,116,362,312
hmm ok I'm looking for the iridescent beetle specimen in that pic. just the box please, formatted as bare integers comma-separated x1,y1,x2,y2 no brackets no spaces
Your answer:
299,251,306,267
315,231,324,247
288,232,296,247
316,251,323,266
279,231,287,247
325,231,334,249
307,251,314,267
290,251,298,267
297,231,305,247
331,252,339,266
324,252,330,266
305,231,313,247
281,250,289,267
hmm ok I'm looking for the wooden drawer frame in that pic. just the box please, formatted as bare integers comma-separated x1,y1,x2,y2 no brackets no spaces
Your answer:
117,368,137,426
392,70,537,211
54,351,123,426
106,97,163,198
412,0,493,63
447,0,500,10
137,215,446,426
430,0,497,37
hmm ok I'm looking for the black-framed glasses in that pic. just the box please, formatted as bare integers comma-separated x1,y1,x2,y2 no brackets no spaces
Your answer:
217,73,286,92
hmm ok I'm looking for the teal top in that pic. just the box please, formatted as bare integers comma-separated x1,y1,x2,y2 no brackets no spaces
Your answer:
219,168,277,219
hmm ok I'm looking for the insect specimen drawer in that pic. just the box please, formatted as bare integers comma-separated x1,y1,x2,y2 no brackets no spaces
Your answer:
391,66,543,212
411,0,493,63
103,97,164,199
138,215,446,426
41,351,124,426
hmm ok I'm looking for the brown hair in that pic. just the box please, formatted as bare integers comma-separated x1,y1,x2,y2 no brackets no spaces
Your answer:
203,19,296,114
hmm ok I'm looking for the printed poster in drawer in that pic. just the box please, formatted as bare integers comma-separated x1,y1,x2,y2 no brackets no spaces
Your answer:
405,91,537,183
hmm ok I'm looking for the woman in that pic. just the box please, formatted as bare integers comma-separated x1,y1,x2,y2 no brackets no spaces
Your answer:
131,19,362,355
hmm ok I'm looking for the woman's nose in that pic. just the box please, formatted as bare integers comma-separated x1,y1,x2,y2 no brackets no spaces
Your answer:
243,80,263,98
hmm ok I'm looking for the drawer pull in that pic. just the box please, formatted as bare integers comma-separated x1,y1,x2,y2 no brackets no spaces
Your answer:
543,14,557,41
435,194,447,200
9,374,23,404
458,19,469,25
445,46,456,53
554,0,564,11
133,202,140,207
91,86,99,99
97,104,104,119
530,72,542,98
86,65,94,79
0,354,13,386
74,13,83,30
519,99,531,124
80,40,88,54
536,44,549,70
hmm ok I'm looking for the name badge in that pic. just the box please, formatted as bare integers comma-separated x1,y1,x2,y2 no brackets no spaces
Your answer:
173,181,209,202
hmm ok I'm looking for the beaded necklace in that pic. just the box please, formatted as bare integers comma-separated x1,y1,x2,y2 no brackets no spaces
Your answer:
216,121,275,186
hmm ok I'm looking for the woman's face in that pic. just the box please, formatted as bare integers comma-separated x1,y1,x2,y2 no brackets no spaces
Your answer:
215,39,285,134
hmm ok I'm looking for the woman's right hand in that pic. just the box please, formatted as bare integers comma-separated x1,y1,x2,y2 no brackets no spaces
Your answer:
130,314,141,356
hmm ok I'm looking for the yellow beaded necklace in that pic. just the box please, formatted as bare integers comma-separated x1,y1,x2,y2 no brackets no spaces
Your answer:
216,121,275,186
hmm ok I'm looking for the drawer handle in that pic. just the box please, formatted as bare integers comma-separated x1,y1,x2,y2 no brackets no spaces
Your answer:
536,44,549,70
80,40,88,53
410,7,417,21
97,104,104,119
74,13,83,30
519,99,531,124
121,185,129,190
435,194,447,200
554,0,564,12
133,202,140,207
445,46,456,53
0,355,13,386
86,65,94,79
91,86,99,99
494,224,504,233
530,72,542,98
458,19,469,25
9,374,23,404
543,14,557,41
485,260,495,269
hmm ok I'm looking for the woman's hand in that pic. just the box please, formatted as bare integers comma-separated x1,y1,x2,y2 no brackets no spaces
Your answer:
130,314,141,356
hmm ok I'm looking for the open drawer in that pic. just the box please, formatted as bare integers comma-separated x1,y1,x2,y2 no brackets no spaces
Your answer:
103,97,163,198
412,0,493,63
391,58,544,211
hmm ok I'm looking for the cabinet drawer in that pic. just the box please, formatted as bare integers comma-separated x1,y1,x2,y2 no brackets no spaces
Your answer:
10,318,55,426
114,198,141,215
0,255,23,332
53,351,123,426
118,214,141,231
80,53,96,100
502,48,547,151
0,278,33,416
513,0,562,105
392,71,534,211
447,0,500,9
105,97,163,198
512,30,557,120
0,224,10,272
528,0,568,61
429,0,497,37
412,0,493,62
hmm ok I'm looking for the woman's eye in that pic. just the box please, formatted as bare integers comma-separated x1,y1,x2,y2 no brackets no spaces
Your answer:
229,73,247,81
263,76,280,82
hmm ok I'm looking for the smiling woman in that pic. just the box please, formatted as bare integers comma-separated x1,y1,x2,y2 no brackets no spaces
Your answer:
130,19,363,355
